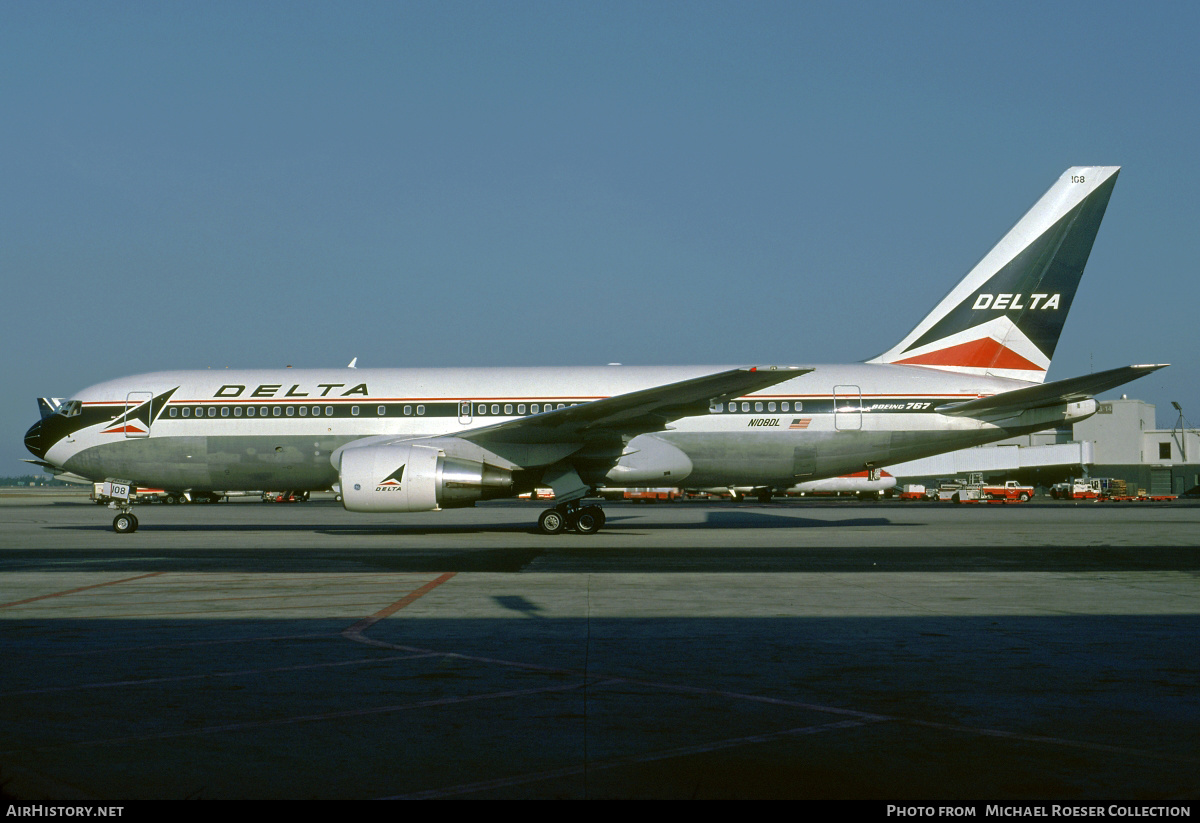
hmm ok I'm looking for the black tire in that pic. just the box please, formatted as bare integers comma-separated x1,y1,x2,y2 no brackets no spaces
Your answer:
573,506,604,535
584,505,606,529
757,490,773,503
538,508,567,535
113,513,138,534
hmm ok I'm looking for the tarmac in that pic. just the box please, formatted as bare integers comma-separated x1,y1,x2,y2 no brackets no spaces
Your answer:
1,490,1197,800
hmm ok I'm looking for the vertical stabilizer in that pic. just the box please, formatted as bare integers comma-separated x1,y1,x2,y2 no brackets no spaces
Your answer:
868,166,1120,383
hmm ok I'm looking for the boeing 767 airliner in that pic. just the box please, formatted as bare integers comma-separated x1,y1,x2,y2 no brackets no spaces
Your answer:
24,166,1164,533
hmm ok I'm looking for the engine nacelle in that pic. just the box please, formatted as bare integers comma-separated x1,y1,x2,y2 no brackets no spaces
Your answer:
339,442,513,513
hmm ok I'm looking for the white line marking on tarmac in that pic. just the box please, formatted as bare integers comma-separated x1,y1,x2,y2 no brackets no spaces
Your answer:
0,652,439,697
388,717,887,799
0,681,594,756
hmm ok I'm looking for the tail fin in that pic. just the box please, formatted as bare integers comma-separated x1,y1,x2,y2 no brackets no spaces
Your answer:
868,166,1120,383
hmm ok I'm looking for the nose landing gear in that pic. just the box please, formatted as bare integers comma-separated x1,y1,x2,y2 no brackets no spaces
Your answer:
112,508,138,533
537,502,606,535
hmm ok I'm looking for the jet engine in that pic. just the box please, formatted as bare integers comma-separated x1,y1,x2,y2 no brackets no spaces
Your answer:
338,442,513,512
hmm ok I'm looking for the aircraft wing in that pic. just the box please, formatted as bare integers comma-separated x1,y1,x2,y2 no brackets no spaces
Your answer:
938,364,1168,418
460,366,812,446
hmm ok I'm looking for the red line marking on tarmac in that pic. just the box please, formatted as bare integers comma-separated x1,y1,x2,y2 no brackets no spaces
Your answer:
0,572,164,610
342,572,457,643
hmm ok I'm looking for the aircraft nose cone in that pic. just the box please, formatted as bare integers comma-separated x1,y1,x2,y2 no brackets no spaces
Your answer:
25,418,46,460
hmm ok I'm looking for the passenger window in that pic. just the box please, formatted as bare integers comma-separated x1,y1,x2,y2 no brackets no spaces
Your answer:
741,402,750,412
351,406,360,416
377,405,386,416
325,406,333,416
286,407,295,417
504,404,513,414
531,404,540,414
182,408,189,418
417,405,425,415
221,407,230,417
782,402,790,412
755,402,763,412
170,408,178,417
274,407,282,416
491,404,499,414
768,402,776,412
299,406,307,416
404,405,412,416
234,407,242,417
247,407,255,417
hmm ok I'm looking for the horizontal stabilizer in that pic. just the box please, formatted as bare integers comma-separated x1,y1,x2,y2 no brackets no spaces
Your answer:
939,364,1168,417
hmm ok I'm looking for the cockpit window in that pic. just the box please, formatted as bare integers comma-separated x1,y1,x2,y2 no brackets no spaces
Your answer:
57,400,83,418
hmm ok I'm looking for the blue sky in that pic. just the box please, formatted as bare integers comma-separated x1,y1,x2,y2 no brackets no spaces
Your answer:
3,1,1198,474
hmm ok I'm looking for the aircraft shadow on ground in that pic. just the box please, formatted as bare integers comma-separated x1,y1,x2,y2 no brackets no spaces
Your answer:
4,544,1198,575
2,613,1198,799
45,508,905,536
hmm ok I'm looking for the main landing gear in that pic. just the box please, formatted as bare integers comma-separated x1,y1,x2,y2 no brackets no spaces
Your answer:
537,502,606,535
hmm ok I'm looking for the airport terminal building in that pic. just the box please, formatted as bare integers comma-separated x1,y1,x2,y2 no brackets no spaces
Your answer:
890,398,1200,497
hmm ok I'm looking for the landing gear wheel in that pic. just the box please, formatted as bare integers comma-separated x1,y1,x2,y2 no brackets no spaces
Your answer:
538,508,567,535
113,513,138,534
585,506,606,529
572,506,605,535
756,489,773,503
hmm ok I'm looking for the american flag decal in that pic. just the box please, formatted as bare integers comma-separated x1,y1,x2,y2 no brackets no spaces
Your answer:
789,418,812,429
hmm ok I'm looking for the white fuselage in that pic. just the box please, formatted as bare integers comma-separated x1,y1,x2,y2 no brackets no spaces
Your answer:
35,362,1096,494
